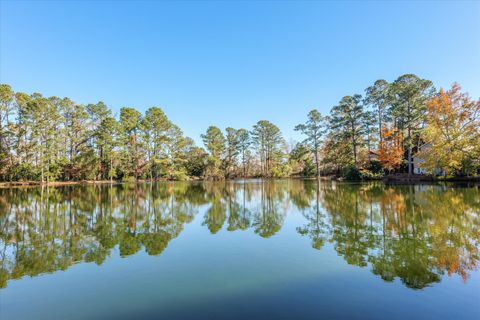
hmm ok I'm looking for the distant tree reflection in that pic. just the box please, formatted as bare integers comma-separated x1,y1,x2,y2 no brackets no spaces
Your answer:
0,181,478,289
304,181,479,289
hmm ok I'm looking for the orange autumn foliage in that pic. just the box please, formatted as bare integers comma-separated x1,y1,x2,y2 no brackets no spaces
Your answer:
419,83,480,175
378,127,403,172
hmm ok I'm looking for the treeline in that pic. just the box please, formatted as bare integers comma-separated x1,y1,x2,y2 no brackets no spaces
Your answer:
0,73,479,182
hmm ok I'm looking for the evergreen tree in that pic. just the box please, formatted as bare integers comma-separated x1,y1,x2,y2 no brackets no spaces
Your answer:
390,74,435,175
236,128,251,178
365,79,390,144
119,107,143,180
201,126,226,179
141,107,172,180
224,127,240,178
329,95,366,166
251,120,285,177
295,109,325,177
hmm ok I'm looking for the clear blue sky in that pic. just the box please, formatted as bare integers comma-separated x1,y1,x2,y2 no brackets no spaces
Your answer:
1,1,479,145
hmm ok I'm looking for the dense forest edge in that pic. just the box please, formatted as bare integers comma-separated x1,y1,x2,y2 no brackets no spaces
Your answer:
0,73,479,185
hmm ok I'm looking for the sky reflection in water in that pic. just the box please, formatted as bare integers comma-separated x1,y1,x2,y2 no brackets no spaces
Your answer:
0,180,479,320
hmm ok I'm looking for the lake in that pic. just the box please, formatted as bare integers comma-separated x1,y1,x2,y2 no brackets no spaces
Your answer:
0,180,479,320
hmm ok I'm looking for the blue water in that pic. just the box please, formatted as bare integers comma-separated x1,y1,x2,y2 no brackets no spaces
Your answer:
1,181,479,319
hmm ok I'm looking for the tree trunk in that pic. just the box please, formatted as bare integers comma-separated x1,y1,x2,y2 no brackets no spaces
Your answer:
407,103,412,176
352,137,357,166
40,139,44,184
408,136,412,175
110,158,113,183
351,121,357,166
242,150,246,178
407,125,412,175
378,107,383,145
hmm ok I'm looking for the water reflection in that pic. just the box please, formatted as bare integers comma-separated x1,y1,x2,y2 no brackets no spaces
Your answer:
1,181,479,289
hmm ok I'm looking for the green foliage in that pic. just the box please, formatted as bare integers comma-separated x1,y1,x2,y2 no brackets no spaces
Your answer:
0,84,15,180
223,127,240,178
289,143,315,177
0,89,197,182
10,163,37,181
330,94,366,166
120,107,142,134
185,147,208,177
201,126,225,158
119,107,143,179
368,160,383,174
364,79,390,142
343,166,361,181
201,126,226,179
204,155,225,180
271,162,292,178
302,158,317,177
171,170,189,181
0,75,476,182
251,120,286,177
359,169,383,180
295,109,325,176
236,129,251,169
321,132,354,174
122,176,137,183
390,74,435,175
141,107,172,179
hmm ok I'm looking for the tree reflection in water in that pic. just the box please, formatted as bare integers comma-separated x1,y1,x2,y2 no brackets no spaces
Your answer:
0,181,478,289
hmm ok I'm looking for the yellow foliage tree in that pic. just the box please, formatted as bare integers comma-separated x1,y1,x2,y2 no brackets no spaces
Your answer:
419,83,480,175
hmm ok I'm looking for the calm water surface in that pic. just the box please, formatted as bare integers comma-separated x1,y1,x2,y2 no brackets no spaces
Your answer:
0,180,479,320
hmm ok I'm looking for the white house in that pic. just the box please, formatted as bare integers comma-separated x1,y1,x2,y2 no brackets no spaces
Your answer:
412,143,445,176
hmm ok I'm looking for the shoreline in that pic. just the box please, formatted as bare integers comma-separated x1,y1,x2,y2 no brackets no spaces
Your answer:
1,175,479,188
383,174,480,183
